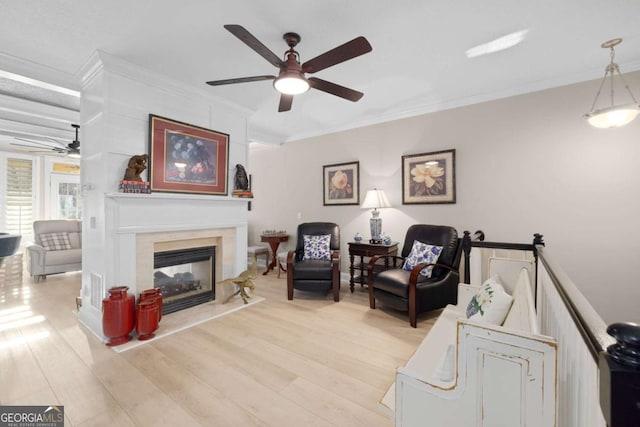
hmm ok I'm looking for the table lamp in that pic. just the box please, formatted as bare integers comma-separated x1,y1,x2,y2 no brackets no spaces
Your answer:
361,188,391,243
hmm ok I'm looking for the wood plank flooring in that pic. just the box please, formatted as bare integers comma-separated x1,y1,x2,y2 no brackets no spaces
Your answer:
0,269,439,426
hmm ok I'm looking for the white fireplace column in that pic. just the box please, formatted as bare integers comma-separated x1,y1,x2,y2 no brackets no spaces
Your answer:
75,51,251,341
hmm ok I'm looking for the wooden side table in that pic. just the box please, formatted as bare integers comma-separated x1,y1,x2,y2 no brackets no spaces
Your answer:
260,234,289,275
348,241,398,292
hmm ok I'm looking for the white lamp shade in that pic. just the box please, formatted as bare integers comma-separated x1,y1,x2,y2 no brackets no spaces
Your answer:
361,189,391,209
586,104,640,128
584,39,640,129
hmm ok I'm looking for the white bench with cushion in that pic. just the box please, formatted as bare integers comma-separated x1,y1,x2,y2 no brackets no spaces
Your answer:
381,259,557,426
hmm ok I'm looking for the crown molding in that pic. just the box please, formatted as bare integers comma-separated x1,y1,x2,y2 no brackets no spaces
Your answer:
76,50,254,119
283,61,640,143
0,52,80,92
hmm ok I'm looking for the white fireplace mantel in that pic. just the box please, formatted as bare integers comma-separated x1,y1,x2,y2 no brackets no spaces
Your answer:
105,192,249,233
104,192,248,289
79,191,248,340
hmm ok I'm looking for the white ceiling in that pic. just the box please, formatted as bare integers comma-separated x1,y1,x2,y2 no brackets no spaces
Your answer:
1,0,639,153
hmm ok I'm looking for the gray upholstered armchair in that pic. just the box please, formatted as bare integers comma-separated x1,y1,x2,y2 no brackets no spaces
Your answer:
26,219,82,282
287,222,341,301
367,224,462,327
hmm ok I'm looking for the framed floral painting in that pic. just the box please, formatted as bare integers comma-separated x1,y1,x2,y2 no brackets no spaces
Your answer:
148,114,229,195
402,149,456,204
323,161,360,206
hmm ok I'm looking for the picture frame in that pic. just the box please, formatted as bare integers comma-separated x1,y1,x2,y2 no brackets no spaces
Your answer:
323,161,360,206
402,149,456,204
148,114,229,195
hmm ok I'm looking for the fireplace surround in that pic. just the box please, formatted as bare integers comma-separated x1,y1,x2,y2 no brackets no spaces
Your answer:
78,192,248,341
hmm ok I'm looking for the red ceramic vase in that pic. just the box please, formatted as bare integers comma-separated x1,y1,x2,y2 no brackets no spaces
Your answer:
140,288,163,322
136,300,159,341
102,286,135,346
108,286,128,298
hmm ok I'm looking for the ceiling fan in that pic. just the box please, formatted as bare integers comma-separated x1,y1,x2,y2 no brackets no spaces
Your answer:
11,124,80,158
206,25,372,112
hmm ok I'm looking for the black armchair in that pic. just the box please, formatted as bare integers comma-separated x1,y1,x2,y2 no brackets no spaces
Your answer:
367,224,462,327
287,222,341,301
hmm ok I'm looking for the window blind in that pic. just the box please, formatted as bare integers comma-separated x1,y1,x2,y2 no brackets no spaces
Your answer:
6,157,33,238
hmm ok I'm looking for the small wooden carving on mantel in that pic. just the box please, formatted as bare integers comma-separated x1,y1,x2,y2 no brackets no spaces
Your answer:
120,154,151,193
232,164,253,198
123,154,148,181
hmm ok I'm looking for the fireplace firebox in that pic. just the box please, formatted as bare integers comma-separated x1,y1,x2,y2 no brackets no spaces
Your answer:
153,246,215,314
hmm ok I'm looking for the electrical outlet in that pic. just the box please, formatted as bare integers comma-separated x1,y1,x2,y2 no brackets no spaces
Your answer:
297,212,302,220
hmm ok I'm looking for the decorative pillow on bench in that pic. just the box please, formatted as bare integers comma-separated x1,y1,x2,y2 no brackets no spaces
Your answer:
39,232,72,251
303,234,331,260
402,240,443,278
466,274,513,325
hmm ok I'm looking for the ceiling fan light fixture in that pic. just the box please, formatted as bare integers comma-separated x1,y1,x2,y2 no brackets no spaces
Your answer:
585,38,640,129
273,73,309,95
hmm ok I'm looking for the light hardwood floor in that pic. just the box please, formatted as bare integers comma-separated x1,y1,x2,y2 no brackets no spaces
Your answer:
0,268,439,426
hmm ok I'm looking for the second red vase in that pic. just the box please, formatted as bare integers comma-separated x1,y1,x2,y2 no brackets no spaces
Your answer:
136,300,159,340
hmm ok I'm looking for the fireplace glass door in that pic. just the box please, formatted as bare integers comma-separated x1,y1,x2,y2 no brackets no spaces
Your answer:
153,246,215,314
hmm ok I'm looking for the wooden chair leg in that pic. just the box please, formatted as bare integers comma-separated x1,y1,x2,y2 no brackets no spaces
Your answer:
409,306,417,328
409,282,417,328
287,280,293,300
368,280,376,309
287,265,293,300
332,258,340,302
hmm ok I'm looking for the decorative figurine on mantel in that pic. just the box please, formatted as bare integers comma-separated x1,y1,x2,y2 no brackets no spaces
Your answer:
123,154,148,181
232,164,253,198
120,154,151,193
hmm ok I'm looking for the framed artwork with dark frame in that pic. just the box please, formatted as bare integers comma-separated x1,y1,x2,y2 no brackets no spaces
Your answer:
148,114,229,195
323,161,360,206
402,149,456,204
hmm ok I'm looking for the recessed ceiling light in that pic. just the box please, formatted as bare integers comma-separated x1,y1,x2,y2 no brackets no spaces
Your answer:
465,29,529,58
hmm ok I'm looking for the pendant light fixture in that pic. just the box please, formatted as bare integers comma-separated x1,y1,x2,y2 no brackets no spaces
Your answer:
584,38,640,129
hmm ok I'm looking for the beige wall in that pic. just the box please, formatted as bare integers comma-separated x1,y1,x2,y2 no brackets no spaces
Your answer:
248,71,640,324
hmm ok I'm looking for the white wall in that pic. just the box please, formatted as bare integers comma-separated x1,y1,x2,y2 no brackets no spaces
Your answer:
248,71,640,325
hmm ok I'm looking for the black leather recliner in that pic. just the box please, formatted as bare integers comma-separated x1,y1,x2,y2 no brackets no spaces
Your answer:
287,222,341,301
367,224,462,327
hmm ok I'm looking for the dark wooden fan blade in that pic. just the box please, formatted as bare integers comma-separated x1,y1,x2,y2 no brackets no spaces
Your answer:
308,77,364,102
206,75,275,86
302,36,372,74
11,143,65,153
12,139,60,149
15,136,67,148
224,25,285,68
278,94,293,112
11,142,50,149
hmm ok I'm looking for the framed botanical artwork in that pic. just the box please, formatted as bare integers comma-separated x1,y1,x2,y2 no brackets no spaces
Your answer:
323,161,360,206
148,114,229,195
402,149,456,204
